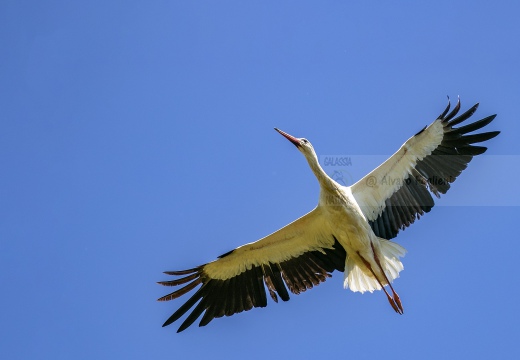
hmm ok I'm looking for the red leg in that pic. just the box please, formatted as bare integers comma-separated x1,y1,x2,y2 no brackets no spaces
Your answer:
370,243,404,314
357,251,403,314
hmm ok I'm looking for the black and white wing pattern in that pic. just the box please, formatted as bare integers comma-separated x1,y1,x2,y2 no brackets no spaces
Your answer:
158,207,346,332
351,98,499,240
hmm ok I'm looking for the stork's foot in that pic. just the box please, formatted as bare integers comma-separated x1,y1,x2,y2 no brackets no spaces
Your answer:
387,291,403,315
393,291,403,314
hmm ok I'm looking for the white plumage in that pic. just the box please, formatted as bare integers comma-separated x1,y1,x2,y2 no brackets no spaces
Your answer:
159,98,499,332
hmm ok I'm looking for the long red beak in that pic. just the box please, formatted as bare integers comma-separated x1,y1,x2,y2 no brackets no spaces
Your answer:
274,128,301,148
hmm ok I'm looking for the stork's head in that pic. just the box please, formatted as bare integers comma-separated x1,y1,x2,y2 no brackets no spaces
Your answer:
274,128,316,158
274,128,333,187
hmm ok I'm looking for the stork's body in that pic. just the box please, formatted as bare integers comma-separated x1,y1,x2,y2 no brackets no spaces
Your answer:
276,129,406,312
159,98,499,332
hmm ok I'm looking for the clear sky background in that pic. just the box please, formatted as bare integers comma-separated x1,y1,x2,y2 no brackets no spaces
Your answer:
1,1,519,359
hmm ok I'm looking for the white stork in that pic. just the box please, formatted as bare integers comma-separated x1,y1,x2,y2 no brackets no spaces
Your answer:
158,98,499,332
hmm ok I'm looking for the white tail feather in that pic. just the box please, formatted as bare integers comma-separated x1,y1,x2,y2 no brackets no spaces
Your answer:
344,238,406,293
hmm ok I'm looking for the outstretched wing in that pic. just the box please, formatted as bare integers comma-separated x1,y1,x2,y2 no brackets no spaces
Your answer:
351,98,499,240
158,207,346,332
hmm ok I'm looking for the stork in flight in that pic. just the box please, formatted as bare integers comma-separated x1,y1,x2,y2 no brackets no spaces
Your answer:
158,98,499,332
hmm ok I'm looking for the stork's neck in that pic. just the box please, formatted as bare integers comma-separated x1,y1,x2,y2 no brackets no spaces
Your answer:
304,151,337,191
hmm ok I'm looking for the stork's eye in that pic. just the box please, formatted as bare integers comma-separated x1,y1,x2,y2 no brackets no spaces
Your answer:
302,139,309,144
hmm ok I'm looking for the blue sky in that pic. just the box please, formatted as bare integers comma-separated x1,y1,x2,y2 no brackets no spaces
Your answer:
1,1,519,359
